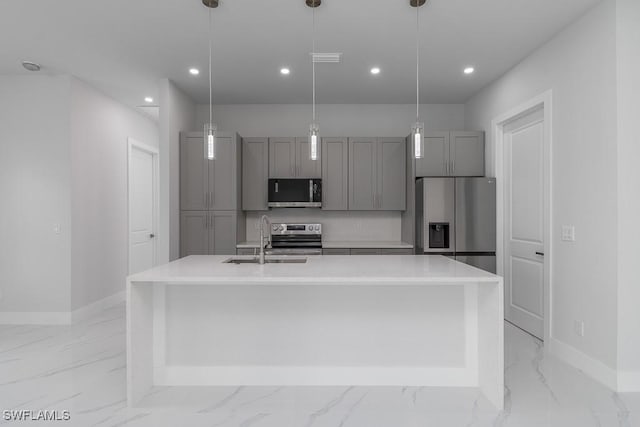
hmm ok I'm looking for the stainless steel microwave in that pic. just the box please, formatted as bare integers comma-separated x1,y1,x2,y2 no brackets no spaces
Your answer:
268,179,322,208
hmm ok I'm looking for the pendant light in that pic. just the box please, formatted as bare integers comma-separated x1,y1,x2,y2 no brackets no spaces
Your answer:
203,0,218,160
411,0,426,159
307,0,320,161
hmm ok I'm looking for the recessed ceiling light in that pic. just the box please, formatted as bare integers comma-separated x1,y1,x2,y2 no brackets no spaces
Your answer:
189,68,200,75
22,61,41,72
463,67,475,75
370,67,381,75
280,68,291,75
144,97,154,103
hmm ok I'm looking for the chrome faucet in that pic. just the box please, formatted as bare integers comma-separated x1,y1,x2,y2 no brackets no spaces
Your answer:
258,214,271,265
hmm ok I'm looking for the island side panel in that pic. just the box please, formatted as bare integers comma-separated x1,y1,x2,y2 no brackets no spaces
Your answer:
127,280,154,406
477,279,505,410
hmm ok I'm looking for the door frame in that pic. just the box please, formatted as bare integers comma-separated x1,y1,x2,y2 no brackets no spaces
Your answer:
491,90,552,343
127,137,160,274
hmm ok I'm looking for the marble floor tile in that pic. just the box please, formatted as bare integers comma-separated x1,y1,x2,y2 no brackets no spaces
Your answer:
0,303,638,426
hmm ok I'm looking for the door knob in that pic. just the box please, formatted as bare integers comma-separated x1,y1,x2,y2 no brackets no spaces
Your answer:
535,251,544,256
150,234,155,238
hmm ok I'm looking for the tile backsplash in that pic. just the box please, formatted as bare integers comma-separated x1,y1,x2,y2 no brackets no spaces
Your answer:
245,210,401,242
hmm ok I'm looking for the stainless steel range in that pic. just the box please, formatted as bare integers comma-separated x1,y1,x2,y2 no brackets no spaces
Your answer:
269,223,322,255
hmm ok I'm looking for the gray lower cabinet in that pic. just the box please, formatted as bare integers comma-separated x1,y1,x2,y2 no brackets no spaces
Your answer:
349,248,414,255
321,138,349,210
242,138,269,210
268,137,321,178
180,132,241,211
416,131,484,177
180,211,242,257
380,248,414,255
236,247,257,255
349,137,406,210
322,248,351,255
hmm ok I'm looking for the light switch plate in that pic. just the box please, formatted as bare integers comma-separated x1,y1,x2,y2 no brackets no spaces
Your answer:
561,225,575,242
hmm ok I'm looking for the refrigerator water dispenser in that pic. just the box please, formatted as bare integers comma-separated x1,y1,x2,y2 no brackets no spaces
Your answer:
429,222,450,249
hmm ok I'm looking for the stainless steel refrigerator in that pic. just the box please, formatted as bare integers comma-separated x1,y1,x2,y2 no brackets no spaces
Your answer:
415,177,496,273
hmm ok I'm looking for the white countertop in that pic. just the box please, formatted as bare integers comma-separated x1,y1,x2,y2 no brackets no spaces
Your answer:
127,255,499,286
236,241,413,249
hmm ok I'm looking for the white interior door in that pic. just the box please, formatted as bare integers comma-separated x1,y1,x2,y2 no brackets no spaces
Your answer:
504,108,545,339
129,141,158,274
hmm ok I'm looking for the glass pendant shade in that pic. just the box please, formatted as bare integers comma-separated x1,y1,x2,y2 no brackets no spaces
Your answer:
412,122,424,159
309,123,319,161
204,123,217,160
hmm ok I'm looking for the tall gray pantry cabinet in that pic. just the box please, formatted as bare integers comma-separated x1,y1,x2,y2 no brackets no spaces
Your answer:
179,132,245,256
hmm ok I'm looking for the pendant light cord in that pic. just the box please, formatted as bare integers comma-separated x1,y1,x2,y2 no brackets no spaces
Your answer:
312,5,316,123
416,3,419,123
208,5,213,126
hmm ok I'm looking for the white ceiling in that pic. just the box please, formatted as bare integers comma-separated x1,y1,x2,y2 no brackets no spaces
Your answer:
0,0,600,109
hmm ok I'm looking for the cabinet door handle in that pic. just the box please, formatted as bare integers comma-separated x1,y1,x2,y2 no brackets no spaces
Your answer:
452,160,455,176
209,191,213,209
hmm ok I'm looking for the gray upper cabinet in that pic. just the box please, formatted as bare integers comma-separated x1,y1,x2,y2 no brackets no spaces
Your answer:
268,138,296,178
349,138,377,210
450,131,485,177
321,138,349,210
377,138,406,210
416,131,484,177
268,137,321,178
349,137,406,211
180,132,240,211
242,138,269,210
416,132,449,177
180,135,208,211
296,137,321,178
209,135,240,210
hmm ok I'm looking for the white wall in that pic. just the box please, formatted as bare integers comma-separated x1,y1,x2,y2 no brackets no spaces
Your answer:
194,104,465,137
465,1,618,370
69,78,159,310
159,79,196,262
616,0,640,381
0,76,72,313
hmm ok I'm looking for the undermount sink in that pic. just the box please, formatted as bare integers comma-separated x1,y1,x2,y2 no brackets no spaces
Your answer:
223,256,307,264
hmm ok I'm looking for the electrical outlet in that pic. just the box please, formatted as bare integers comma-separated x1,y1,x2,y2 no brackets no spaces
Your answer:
574,320,585,337
561,225,575,242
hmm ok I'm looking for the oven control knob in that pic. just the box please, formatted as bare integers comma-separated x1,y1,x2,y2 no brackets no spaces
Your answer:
272,225,279,231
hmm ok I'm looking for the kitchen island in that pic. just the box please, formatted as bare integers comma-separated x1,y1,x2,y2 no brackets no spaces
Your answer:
127,255,504,409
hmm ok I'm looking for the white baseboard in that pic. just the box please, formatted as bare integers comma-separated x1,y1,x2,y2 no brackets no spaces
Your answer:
0,311,72,325
618,371,640,392
0,291,125,325
155,366,477,387
71,291,125,323
547,337,617,390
